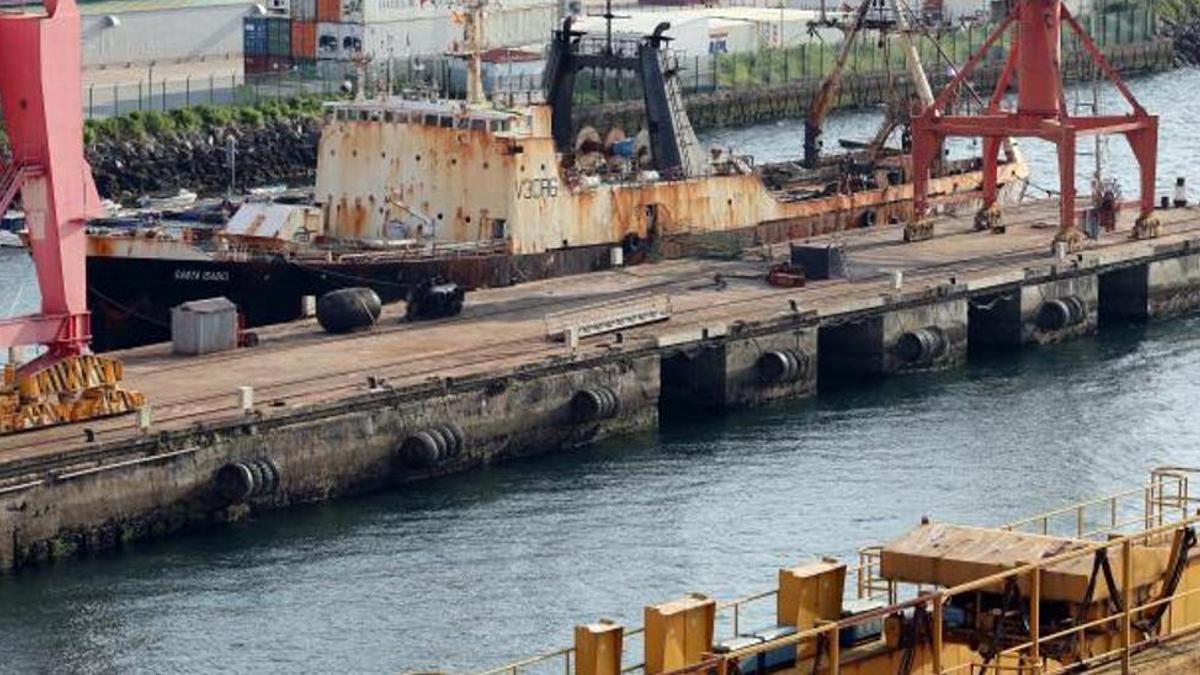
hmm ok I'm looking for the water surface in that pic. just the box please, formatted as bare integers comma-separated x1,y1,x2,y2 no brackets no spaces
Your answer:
2,70,1200,674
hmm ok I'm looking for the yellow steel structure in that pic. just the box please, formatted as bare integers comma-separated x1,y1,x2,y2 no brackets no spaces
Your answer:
1,354,145,434
478,467,1200,675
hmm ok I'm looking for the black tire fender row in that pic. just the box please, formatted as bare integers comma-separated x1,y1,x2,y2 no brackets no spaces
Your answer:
895,327,948,365
399,423,467,468
216,457,281,504
571,387,621,423
1036,295,1088,332
757,349,811,384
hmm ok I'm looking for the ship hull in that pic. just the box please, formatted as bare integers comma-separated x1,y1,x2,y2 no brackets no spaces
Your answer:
86,246,614,352
86,171,1024,351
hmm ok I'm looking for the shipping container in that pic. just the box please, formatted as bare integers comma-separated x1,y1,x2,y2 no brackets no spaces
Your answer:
246,54,293,75
291,20,317,59
291,0,317,21
267,17,292,57
339,22,364,58
245,54,271,75
316,0,340,23
316,22,340,59
290,57,319,77
340,0,363,22
244,17,269,56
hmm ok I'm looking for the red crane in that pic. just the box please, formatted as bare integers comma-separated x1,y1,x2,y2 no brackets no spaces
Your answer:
906,0,1159,247
0,0,143,434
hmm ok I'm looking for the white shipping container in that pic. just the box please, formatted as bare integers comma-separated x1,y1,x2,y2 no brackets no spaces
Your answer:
317,21,340,58
339,22,364,57
292,0,318,21
341,0,364,21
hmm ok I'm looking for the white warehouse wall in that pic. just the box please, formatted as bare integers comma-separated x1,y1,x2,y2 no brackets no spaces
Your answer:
81,3,259,67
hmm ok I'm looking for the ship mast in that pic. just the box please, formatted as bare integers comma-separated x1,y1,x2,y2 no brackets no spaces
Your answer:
458,0,487,106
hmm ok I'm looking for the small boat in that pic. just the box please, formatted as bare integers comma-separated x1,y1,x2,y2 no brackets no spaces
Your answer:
246,184,289,199
136,188,198,211
0,230,23,248
0,210,24,233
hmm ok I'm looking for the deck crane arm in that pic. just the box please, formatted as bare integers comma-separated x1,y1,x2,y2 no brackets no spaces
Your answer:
802,0,874,168
0,0,143,434
863,0,935,161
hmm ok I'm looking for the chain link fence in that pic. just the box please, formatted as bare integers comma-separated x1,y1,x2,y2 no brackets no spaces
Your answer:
83,0,1161,119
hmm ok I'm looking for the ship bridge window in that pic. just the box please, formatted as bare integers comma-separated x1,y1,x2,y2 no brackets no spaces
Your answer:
384,111,395,123
470,119,486,131
423,114,438,126
456,117,471,130
489,120,502,132
440,116,453,129
370,110,383,122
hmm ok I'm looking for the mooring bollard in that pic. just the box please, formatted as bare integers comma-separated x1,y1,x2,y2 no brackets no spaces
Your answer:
1174,177,1188,208
137,405,152,433
239,386,254,415
301,295,317,318
1055,242,1068,262
564,326,579,356
891,270,904,291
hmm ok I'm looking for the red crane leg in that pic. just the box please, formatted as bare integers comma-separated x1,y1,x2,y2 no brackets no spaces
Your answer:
1057,128,1077,241
910,126,936,221
982,137,1002,207
0,0,103,365
1125,123,1159,218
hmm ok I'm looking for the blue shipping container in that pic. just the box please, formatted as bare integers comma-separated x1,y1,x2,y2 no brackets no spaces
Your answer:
266,17,291,57
244,17,269,56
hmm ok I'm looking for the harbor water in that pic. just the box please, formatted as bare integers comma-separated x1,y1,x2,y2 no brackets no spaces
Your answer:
3,70,1200,673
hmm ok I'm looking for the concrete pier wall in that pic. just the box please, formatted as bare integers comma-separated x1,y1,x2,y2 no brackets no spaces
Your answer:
971,275,1098,349
1101,251,1200,323
0,354,659,570
819,298,967,380
660,325,818,411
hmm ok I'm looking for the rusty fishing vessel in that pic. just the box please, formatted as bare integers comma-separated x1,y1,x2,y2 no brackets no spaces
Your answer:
82,1,1027,351
478,467,1200,675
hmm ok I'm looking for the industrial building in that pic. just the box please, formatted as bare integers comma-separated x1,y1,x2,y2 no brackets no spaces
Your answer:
80,0,261,67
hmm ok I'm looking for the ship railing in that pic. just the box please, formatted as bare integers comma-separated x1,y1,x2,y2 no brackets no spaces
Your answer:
286,238,510,265
1000,466,1200,542
713,513,1200,675
492,90,547,108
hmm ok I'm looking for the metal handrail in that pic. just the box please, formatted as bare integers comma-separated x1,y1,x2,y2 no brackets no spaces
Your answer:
716,513,1200,673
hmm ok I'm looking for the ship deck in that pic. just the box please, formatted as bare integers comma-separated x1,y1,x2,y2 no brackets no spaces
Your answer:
3,198,1200,471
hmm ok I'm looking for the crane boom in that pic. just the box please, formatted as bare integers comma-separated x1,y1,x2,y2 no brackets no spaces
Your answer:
802,0,873,168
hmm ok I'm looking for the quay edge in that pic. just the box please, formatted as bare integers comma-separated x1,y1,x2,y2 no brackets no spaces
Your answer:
0,353,660,571
8,203,1200,572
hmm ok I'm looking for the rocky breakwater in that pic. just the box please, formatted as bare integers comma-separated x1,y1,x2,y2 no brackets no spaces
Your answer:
1162,1,1200,64
84,104,322,204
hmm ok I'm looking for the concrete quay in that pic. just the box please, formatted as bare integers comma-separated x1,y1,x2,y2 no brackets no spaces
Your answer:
4,198,1200,571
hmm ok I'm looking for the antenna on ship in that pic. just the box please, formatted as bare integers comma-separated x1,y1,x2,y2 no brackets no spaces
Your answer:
584,0,628,102
587,0,628,56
